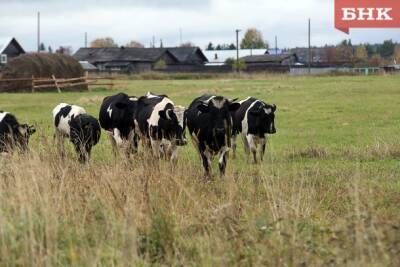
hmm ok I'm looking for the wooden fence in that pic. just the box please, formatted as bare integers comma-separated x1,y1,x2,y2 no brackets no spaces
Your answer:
0,75,115,93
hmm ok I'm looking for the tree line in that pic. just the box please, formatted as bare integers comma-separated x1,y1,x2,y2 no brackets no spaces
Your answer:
320,39,400,67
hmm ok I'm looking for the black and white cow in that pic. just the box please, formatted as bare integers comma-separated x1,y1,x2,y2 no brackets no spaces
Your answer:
232,97,277,163
99,93,139,155
53,103,101,162
186,95,240,178
0,111,36,153
136,92,186,164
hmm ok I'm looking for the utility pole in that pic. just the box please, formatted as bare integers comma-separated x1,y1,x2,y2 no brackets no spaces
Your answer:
179,28,183,46
236,29,241,73
152,36,155,48
84,32,88,48
275,35,278,55
308,18,311,74
37,12,40,52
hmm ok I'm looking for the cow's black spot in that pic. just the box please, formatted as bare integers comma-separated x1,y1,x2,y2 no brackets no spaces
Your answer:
55,106,72,128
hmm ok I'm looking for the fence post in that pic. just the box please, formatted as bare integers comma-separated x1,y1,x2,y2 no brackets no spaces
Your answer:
31,75,35,93
52,75,61,93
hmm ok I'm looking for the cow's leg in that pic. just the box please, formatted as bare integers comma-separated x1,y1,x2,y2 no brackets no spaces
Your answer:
107,133,118,157
200,149,212,179
127,131,138,156
242,133,250,162
218,146,230,178
151,139,161,159
231,135,237,159
260,137,266,162
169,143,178,166
246,134,258,164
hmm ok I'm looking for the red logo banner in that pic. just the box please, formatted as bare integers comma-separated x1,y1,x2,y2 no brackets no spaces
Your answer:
335,0,400,34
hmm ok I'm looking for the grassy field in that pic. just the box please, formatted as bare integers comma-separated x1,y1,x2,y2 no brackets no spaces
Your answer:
0,74,399,266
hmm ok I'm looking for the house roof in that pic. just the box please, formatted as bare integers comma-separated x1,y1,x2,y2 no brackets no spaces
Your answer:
241,54,295,63
0,37,25,54
74,47,208,65
79,61,98,70
203,49,267,65
168,47,208,63
74,47,177,63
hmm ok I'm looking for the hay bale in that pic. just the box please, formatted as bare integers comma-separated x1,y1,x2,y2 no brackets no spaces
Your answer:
0,53,88,92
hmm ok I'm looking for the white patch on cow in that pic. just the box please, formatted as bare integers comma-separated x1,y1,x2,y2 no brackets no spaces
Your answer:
147,97,174,127
0,112,9,122
246,134,260,153
204,95,216,103
174,105,186,128
107,105,113,118
241,100,260,135
218,146,230,164
129,97,138,101
239,97,251,104
146,92,159,99
53,103,86,136
113,128,123,145
211,98,226,109
264,108,272,115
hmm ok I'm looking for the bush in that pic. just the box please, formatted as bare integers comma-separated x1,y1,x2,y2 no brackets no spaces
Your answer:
153,59,166,70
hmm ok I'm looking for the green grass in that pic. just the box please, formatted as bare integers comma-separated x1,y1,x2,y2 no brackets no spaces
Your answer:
0,74,400,266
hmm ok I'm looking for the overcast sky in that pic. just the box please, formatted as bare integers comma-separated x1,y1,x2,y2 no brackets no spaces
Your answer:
1,0,399,52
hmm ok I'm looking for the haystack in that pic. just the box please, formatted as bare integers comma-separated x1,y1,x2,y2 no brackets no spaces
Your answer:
0,53,88,92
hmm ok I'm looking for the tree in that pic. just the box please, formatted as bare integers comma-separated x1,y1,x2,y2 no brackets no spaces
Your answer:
56,46,72,55
365,43,376,57
216,44,222,50
378,39,395,58
180,42,195,48
240,28,268,49
228,43,236,50
48,46,53,53
90,37,118,48
369,54,383,67
394,45,400,63
153,59,166,70
39,42,46,52
354,45,368,66
206,42,214,51
125,41,144,48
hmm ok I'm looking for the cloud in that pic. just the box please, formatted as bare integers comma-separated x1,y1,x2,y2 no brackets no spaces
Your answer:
0,0,399,52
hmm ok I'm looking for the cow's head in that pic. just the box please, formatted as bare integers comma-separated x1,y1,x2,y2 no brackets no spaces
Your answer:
249,103,277,134
159,106,187,146
198,96,241,140
15,124,36,151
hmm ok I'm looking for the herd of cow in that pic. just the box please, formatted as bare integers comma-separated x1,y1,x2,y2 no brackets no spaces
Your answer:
0,92,277,178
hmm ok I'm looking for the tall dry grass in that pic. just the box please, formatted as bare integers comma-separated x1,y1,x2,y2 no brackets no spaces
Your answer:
0,138,399,266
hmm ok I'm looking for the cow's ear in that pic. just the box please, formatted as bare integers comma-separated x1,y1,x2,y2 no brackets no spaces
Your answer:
229,103,241,112
115,102,128,109
159,110,168,120
28,125,36,135
197,104,209,113
272,104,277,112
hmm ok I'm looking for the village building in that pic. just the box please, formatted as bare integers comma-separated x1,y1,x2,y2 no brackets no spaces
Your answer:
0,37,25,67
73,47,208,73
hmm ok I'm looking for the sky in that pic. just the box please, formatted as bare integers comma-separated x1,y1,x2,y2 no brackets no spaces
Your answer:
1,0,399,52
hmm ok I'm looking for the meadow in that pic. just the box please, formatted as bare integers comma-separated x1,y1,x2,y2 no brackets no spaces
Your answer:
0,74,399,266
